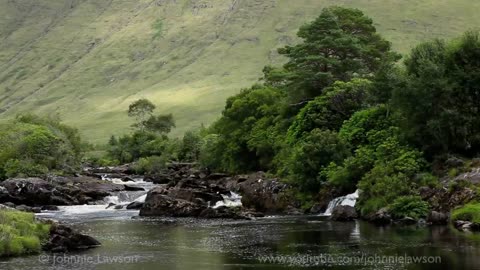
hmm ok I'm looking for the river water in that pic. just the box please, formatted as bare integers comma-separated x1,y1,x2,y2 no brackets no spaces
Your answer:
1,178,480,269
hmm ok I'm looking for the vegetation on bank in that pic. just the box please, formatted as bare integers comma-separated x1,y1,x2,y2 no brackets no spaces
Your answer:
0,209,50,257
452,203,480,224
0,114,84,180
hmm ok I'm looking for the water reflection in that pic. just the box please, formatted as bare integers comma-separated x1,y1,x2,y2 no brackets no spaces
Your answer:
2,216,480,269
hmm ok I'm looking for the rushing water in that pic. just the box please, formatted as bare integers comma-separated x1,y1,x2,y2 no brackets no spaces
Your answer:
2,181,480,269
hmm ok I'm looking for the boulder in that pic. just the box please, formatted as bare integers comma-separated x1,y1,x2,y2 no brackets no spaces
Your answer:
427,211,449,225
43,224,101,253
396,217,417,225
42,205,60,211
124,185,145,191
309,203,324,214
366,207,392,225
330,205,358,221
126,201,144,209
0,176,125,207
139,190,203,217
453,220,480,232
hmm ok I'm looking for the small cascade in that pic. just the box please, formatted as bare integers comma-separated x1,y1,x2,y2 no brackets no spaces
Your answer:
322,190,359,216
212,192,243,209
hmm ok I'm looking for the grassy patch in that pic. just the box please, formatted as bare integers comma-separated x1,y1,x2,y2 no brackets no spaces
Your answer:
0,209,50,257
452,203,480,223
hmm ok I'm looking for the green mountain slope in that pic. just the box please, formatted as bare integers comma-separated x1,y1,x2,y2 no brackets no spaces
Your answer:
1,0,479,144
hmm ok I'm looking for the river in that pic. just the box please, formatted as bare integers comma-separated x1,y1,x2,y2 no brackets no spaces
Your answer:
1,178,480,269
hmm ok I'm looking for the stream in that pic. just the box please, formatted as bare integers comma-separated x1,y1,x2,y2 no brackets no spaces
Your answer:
1,178,480,269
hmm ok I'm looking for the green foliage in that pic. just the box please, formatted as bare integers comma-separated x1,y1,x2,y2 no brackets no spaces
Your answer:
388,195,430,220
0,114,84,179
143,114,175,134
393,31,480,157
265,6,399,102
107,131,178,163
287,79,371,142
178,130,202,162
285,129,350,192
206,85,287,172
0,209,50,257
452,203,480,223
4,160,48,178
132,156,168,174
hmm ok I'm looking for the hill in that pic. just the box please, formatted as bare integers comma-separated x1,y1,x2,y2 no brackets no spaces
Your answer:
1,0,479,144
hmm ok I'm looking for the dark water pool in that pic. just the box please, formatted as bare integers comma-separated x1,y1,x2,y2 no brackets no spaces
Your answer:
1,211,480,270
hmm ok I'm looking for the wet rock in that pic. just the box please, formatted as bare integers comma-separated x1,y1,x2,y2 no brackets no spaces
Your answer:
126,201,144,209
309,203,324,214
453,220,480,232
3,202,16,208
0,177,125,207
124,185,145,191
199,206,245,219
396,217,417,225
144,173,172,184
330,205,358,221
114,205,124,210
366,208,392,225
42,205,60,211
106,203,116,209
43,224,101,253
427,211,449,225
140,192,203,217
15,204,41,213
219,172,296,214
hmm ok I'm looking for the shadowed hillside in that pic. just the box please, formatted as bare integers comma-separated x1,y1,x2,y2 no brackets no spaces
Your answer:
1,0,479,143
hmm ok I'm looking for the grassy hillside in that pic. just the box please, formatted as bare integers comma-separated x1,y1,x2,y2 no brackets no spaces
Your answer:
0,0,479,144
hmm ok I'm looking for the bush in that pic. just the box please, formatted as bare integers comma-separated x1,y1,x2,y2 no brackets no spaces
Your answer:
388,196,430,220
132,156,167,174
0,114,84,179
285,129,350,192
0,209,50,257
452,203,480,223
3,159,48,178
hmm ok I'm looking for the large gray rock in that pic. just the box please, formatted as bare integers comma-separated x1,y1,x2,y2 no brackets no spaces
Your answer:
366,207,392,225
43,224,101,253
427,211,449,225
0,176,125,206
140,192,203,217
330,205,358,221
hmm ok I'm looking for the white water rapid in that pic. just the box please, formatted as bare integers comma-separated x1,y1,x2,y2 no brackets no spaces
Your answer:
321,189,359,216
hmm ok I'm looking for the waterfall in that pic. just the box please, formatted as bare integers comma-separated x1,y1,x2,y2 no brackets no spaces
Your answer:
322,190,359,216
212,192,243,209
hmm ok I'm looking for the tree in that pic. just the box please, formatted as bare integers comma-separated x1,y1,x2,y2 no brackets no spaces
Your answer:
144,114,175,134
393,31,480,156
287,79,371,142
265,6,400,102
128,99,156,130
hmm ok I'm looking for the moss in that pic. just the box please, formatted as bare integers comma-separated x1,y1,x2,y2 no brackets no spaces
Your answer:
452,203,480,223
0,209,50,257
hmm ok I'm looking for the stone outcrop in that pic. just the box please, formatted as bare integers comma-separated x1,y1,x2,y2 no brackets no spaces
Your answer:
0,176,125,206
330,205,358,221
43,223,101,253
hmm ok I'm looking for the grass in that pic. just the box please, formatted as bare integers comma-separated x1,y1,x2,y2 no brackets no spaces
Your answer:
452,203,480,223
0,209,50,257
1,0,480,144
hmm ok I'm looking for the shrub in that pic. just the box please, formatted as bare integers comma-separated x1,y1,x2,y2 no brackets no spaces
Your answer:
388,196,430,220
452,203,480,223
4,159,48,178
0,209,50,257
132,156,167,174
